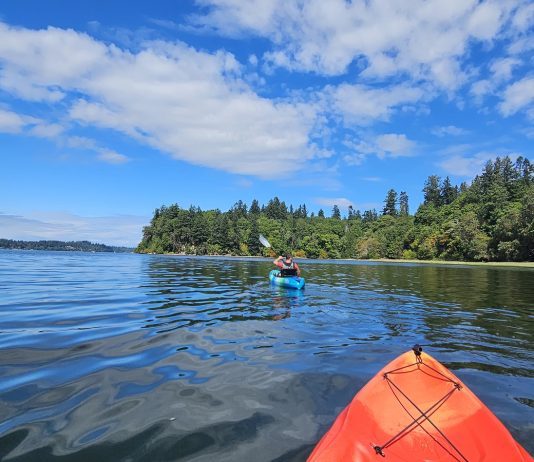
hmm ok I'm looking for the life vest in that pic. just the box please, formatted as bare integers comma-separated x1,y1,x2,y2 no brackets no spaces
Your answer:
281,259,294,269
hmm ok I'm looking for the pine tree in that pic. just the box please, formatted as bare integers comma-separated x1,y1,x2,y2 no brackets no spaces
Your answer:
332,205,341,219
362,209,377,222
382,189,398,216
399,191,409,216
423,175,442,206
249,199,261,215
441,176,457,205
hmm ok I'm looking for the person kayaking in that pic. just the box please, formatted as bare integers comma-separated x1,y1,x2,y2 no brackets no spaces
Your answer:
273,254,301,277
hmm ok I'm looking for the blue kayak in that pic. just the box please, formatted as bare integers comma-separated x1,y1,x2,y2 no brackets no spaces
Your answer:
269,269,305,290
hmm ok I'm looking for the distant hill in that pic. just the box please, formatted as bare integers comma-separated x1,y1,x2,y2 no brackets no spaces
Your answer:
0,239,133,253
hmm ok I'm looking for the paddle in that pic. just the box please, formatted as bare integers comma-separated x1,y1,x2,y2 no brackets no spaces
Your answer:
259,234,272,249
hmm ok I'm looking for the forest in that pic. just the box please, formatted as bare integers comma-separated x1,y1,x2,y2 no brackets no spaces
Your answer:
136,156,534,262
0,239,133,253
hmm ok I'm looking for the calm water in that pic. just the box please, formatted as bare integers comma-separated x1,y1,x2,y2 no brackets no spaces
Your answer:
0,250,533,461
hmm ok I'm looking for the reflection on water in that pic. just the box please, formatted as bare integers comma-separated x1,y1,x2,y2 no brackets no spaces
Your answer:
0,251,533,461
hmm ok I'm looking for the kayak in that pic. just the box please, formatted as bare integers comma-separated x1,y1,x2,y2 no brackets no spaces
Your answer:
269,269,305,290
308,347,533,462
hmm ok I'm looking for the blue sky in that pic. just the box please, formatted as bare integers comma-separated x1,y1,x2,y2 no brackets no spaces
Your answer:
1,0,533,246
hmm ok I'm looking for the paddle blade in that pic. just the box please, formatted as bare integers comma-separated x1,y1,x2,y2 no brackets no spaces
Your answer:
259,234,271,248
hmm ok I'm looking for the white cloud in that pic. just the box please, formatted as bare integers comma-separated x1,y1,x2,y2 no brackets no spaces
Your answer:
63,136,98,149
0,23,106,102
490,57,521,82
330,83,426,125
438,151,507,177
432,125,468,137
0,108,27,133
193,0,519,92
470,57,522,105
0,108,64,138
511,2,534,32
470,79,494,102
343,132,416,165
343,152,366,167
314,197,353,210
0,211,148,247
0,105,126,164
97,149,130,164
375,134,415,157
0,22,317,178
28,122,65,138
499,76,534,116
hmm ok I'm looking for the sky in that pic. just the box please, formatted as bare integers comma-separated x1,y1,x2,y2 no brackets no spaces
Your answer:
1,0,533,247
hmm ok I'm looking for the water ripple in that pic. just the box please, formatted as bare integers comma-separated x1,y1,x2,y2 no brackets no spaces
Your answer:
0,251,533,461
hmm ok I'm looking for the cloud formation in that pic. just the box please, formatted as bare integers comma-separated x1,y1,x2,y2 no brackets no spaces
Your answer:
0,22,316,177
343,133,416,165
0,0,532,182
0,211,148,247
438,151,520,177
193,0,516,89
314,197,354,211
432,125,469,137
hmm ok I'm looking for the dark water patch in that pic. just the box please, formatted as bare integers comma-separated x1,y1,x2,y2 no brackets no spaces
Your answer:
515,397,534,408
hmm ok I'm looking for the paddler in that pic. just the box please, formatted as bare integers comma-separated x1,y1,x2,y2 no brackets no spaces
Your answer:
273,254,301,277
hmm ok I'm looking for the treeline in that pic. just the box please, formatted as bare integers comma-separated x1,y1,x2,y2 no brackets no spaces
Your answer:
0,239,133,253
136,156,534,262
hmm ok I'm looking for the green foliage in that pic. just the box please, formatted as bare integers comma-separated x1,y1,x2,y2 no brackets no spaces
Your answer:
136,155,533,262
402,249,417,259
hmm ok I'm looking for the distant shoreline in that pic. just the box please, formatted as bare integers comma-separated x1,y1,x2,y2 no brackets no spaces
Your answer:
0,239,133,253
150,252,534,268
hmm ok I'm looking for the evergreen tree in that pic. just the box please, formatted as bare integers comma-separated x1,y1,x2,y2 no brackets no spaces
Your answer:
362,209,378,222
265,197,288,220
399,191,409,216
441,177,457,205
230,200,247,218
249,199,261,215
382,189,398,216
318,209,325,218
247,218,261,255
423,175,442,206
332,205,341,219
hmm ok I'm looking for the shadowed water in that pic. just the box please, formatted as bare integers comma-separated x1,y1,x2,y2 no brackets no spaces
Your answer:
0,250,533,461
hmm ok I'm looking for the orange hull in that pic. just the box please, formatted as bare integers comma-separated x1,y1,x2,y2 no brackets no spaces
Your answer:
308,350,533,462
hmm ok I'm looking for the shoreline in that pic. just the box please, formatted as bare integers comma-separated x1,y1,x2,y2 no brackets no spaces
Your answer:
361,258,534,268
147,252,534,268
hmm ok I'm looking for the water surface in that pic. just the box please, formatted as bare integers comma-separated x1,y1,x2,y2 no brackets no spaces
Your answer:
1,250,533,461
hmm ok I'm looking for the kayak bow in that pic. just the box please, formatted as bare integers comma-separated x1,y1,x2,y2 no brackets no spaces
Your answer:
308,347,533,462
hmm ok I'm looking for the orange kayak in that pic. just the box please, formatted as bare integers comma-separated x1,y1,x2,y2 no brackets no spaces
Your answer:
308,347,533,462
